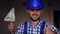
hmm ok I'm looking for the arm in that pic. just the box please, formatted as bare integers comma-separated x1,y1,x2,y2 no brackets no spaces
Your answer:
50,25,60,34
44,26,57,34
44,23,60,34
15,23,24,34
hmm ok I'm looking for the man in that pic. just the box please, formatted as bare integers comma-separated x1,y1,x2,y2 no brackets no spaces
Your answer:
8,22,15,34
15,0,60,34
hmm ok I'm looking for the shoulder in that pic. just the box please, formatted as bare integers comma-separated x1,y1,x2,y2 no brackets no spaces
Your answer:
41,21,47,28
50,25,60,33
15,21,27,34
17,21,27,28
15,21,27,31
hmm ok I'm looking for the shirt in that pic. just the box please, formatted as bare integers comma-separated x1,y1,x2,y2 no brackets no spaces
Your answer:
15,21,60,34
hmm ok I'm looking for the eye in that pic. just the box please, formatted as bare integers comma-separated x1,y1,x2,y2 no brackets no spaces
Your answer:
30,9,41,11
36,9,41,11
30,9,35,11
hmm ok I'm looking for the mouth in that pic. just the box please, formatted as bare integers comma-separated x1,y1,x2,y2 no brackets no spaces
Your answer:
32,14,38,18
30,16,39,21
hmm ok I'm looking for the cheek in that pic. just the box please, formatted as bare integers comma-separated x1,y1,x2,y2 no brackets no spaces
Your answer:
8,24,14,29
30,11,33,14
37,11,42,15
29,11,33,15
38,13,40,15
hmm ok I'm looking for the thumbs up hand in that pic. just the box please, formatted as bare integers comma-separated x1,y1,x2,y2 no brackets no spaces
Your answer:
44,23,56,34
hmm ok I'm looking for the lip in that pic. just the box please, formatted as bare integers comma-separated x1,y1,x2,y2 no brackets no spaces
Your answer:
33,15,37,18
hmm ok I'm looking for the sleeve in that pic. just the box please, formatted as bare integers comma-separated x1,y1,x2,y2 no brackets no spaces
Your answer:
15,23,24,34
50,25,60,34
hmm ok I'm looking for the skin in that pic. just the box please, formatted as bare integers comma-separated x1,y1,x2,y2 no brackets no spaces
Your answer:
27,9,43,26
27,9,42,21
8,22,15,34
27,9,56,34
44,23,56,34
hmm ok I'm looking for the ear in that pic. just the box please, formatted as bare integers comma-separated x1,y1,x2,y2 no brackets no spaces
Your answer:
26,10,29,14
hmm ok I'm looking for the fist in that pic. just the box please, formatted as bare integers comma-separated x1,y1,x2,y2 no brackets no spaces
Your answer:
44,23,56,34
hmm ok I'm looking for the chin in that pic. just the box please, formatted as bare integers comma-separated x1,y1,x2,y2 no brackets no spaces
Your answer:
32,18,39,21
30,17,40,21
33,18,37,20
33,17,38,20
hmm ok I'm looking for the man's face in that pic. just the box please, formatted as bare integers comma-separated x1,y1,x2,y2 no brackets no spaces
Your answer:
27,9,43,21
8,22,15,32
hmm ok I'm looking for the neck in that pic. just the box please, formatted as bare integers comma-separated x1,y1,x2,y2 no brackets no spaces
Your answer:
10,31,14,34
31,20,39,27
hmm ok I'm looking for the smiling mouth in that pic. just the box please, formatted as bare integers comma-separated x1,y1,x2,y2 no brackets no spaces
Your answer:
30,16,40,21
32,14,38,17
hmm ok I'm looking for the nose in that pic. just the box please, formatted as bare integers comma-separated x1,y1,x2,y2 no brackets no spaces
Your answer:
33,10,37,14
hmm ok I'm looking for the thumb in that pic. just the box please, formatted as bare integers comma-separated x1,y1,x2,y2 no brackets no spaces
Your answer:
46,22,51,28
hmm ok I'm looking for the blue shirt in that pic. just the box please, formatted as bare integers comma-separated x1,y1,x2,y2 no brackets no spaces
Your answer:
15,21,60,34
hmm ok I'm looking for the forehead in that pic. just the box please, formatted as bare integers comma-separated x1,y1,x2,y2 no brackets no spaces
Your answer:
8,23,14,25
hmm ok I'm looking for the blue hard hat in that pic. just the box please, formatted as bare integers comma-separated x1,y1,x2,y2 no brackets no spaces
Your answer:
26,0,43,9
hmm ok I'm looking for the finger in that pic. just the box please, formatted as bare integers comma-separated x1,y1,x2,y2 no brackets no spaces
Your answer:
46,22,51,28
44,29,46,34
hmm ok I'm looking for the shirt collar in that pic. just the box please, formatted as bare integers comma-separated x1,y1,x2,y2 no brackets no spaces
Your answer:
27,20,43,28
